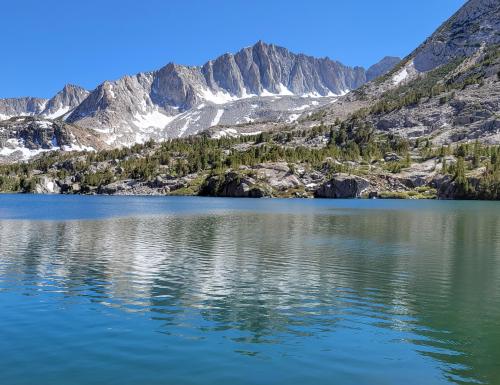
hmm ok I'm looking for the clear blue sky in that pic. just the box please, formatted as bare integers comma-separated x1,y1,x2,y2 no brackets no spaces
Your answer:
1,0,466,98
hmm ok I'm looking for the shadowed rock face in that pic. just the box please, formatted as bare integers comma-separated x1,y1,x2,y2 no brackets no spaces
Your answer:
366,56,401,81
315,174,370,198
199,172,269,198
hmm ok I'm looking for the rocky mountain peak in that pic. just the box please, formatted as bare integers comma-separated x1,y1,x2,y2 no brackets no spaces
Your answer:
42,84,90,119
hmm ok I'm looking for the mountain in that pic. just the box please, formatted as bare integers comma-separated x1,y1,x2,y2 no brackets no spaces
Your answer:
0,42,399,150
0,0,498,199
65,41,387,145
0,84,89,121
0,43,399,150
42,85,90,119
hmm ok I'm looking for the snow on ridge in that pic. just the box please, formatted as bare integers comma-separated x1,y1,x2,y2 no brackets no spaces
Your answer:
0,113,10,121
38,100,48,114
259,89,276,97
36,120,52,129
177,110,202,137
302,90,341,98
104,83,116,99
212,128,262,139
392,68,408,85
241,131,261,136
61,143,95,152
293,104,310,111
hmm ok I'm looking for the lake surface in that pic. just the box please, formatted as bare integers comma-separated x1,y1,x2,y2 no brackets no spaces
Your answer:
0,195,499,385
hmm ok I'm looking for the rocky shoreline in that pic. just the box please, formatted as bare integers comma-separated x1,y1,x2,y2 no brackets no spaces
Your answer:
28,159,492,200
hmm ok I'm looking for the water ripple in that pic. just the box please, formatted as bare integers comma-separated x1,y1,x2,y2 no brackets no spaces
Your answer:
0,198,499,385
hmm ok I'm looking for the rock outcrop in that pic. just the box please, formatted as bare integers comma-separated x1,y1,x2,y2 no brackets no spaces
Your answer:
35,176,61,194
199,171,269,198
315,174,370,198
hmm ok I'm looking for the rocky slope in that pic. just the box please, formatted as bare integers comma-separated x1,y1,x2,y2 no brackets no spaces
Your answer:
412,0,499,72
294,0,500,145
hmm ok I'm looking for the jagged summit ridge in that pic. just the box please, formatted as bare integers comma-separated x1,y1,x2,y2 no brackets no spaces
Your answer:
199,41,367,97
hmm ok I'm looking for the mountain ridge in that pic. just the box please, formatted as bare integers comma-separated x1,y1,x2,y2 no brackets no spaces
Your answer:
0,42,399,147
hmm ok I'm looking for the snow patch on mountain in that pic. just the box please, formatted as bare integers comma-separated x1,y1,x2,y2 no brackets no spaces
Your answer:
211,128,238,139
133,110,177,129
199,88,239,104
211,109,224,127
277,83,294,96
43,106,71,119
392,60,415,85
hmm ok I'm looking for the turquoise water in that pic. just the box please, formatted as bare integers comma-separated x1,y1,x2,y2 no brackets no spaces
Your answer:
0,195,499,385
